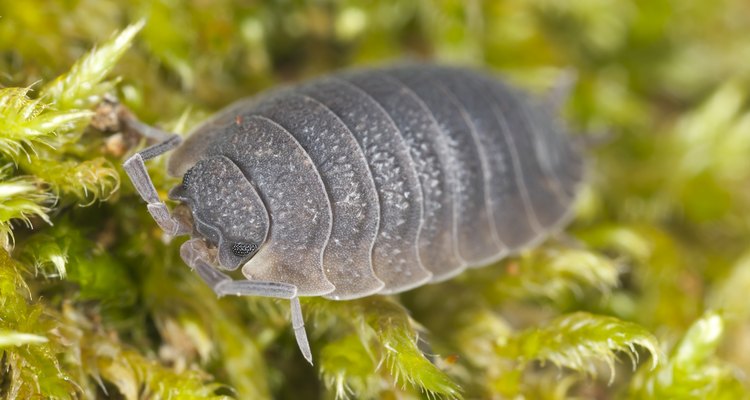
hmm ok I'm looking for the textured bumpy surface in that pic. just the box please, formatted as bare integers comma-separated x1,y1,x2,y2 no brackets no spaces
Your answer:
168,65,584,299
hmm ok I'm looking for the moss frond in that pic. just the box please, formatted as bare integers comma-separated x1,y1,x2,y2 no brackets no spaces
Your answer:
498,312,659,383
494,246,620,303
211,315,271,400
674,81,750,181
0,169,53,250
319,334,380,399
142,262,272,399
672,312,724,367
0,250,77,398
576,226,653,263
17,232,69,279
0,330,48,347
0,21,140,257
629,312,748,399
22,157,120,205
16,217,139,310
310,297,462,399
0,87,92,161
2,244,228,399
41,21,145,111
708,250,750,321
579,225,700,329
87,338,229,400
0,23,138,248
44,302,229,400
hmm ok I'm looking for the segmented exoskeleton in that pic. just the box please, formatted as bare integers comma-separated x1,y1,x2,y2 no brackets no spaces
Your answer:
122,64,584,362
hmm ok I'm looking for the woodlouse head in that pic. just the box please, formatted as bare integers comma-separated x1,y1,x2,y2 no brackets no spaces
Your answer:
169,155,270,271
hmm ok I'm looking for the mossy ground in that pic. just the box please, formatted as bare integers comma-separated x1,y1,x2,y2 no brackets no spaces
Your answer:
1,1,749,399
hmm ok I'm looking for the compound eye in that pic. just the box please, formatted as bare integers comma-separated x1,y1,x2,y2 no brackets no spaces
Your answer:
182,167,194,189
231,242,257,257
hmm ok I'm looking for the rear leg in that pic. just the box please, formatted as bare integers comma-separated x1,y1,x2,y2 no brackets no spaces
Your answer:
180,239,313,364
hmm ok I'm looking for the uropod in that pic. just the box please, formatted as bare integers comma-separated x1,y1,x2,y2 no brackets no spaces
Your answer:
122,64,585,363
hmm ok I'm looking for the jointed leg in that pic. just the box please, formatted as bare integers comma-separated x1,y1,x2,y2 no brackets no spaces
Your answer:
121,115,189,236
289,297,313,364
180,239,313,364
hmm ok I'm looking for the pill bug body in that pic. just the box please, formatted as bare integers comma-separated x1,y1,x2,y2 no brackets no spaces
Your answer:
164,65,584,300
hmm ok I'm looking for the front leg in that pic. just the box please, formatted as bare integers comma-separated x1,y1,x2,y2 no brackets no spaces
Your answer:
179,239,313,363
120,111,190,236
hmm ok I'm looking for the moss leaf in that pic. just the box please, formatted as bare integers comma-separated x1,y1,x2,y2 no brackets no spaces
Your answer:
41,20,145,111
629,312,749,399
494,246,620,303
310,297,462,399
0,250,78,399
498,312,660,383
0,87,92,161
0,168,53,250
319,333,380,399
0,330,48,347
21,157,120,205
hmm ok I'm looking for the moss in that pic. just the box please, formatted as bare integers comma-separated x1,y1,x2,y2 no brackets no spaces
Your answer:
1,1,749,399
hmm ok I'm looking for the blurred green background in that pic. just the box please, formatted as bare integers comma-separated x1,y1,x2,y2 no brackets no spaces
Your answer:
1,0,749,399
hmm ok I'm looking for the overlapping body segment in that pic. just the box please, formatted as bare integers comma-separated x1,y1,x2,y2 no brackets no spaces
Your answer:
300,78,432,294
167,64,584,299
385,67,501,268
251,93,385,299
124,63,585,364
204,115,336,296
483,74,584,230
479,75,574,230
342,70,462,282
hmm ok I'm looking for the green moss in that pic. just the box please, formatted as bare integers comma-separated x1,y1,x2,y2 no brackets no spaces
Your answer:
629,312,749,399
497,312,659,384
310,296,461,398
0,250,76,399
1,1,749,399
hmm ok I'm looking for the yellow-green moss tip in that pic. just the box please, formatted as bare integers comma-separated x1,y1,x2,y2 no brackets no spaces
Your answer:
498,312,660,384
41,21,145,110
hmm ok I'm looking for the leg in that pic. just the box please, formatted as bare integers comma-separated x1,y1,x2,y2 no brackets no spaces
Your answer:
180,239,313,364
121,116,189,236
290,297,313,364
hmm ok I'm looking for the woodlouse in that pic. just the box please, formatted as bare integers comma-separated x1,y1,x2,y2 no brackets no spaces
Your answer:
122,64,585,363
